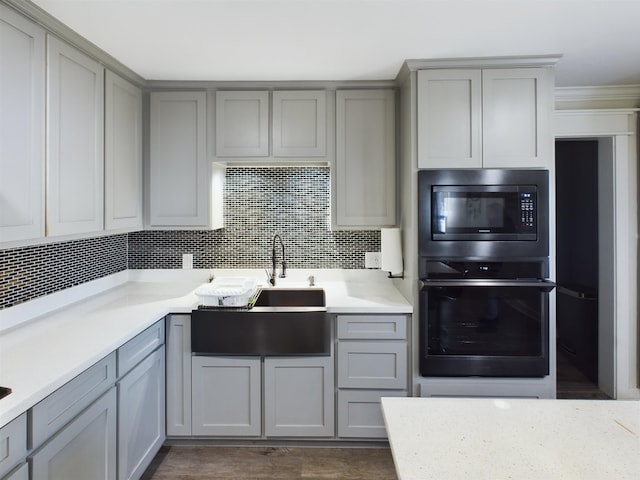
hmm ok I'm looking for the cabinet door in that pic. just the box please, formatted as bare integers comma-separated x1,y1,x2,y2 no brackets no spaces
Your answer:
149,91,208,227
264,356,334,437
30,388,116,480
215,91,269,157
117,347,165,480
417,69,482,169
166,315,192,436
46,35,104,236
104,71,142,231
0,5,45,243
2,463,28,480
335,89,396,228
337,389,406,439
0,414,26,479
482,68,553,168
191,356,261,436
272,91,326,157
337,341,407,389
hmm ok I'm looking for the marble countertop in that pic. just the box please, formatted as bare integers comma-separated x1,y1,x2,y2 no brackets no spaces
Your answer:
0,268,411,428
382,397,640,480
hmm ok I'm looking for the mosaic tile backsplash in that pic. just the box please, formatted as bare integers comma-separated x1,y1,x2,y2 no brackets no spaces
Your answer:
1,167,379,309
0,235,128,309
128,167,380,269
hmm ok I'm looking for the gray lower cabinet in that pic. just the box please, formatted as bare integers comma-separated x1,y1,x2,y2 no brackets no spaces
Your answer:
191,356,261,436
117,346,165,480
30,387,117,480
264,356,334,437
165,314,192,436
336,314,408,439
0,414,27,479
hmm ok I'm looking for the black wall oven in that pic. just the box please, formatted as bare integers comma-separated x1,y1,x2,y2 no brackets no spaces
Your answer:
418,169,554,378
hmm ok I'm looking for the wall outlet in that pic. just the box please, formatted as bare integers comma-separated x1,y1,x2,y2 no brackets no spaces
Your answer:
182,253,193,269
365,252,381,269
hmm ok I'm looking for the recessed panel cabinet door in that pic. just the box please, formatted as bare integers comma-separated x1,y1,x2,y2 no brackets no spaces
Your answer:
335,89,396,229
417,69,482,169
272,90,326,157
215,91,269,157
46,35,104,236
0,5,45,243
149,91,208,227
104,71,142,231
482,68,553,168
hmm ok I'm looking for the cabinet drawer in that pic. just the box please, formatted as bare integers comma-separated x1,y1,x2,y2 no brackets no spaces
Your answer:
0,414,26,479
337,390,406,439
117,319,165,377
30,353,116,449
2,462,28,480
337,315,406,340
338,342,407,389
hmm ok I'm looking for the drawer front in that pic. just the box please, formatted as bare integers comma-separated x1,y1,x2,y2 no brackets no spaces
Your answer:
337,390,406,439
2,462,28,480
117,319,165,377
338,342,407,389
337,315,406,340
30,352,116,449
0,414,27,479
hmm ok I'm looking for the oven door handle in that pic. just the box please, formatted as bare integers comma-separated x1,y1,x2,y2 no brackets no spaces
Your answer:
420,279,556,292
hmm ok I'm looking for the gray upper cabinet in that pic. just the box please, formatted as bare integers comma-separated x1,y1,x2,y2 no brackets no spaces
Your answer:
215,91,269,157
149,91,210,227
46,35,104,237
272,90,326,157
334,89,396,229
0,4,45,244
417,67,553,169
417,69,482,169
104,71,142,231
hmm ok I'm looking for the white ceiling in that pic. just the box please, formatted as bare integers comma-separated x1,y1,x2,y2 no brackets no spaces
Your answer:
30,0,640,87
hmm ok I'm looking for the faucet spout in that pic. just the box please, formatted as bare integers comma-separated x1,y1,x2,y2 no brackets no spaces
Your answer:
270,234,287,285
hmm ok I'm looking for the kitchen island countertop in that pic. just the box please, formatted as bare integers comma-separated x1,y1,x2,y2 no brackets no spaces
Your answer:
381,396,640,480
0,269,411,428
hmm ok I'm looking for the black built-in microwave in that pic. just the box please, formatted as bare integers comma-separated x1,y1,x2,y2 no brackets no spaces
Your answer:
418,169,549,261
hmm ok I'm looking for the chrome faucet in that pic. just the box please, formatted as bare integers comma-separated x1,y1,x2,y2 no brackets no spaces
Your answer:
269,234,287,286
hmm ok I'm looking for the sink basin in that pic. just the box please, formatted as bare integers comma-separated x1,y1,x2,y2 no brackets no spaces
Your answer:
191,288,330,356
0,386,11,400
253,287,325,308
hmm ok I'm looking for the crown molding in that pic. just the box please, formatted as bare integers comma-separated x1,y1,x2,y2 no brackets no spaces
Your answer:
403,55,562,72
2,0,145,86
555,85,640,109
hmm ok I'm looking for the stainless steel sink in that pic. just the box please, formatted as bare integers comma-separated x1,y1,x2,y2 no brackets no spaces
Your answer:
191,288,330,356
253,287,326,308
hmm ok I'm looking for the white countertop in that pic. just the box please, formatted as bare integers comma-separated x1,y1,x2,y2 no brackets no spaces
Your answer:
0,268,411,428
382,397,640,480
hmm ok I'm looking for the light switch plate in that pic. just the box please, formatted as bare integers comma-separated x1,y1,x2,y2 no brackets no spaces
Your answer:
365,252,381,269
182,253,193,269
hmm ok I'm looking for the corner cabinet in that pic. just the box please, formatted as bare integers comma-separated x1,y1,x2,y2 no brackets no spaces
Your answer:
149,91,211,228
417,67,554,169
334,89,396,229
0,4,45,244
104,71,143,231
46,35,104,236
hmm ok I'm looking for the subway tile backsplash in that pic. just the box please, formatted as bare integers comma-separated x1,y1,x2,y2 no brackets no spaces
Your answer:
0,235,128,309
1,167,379,309
128,167,380,269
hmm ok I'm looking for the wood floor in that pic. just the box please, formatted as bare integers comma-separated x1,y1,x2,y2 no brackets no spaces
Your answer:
141,445,398,480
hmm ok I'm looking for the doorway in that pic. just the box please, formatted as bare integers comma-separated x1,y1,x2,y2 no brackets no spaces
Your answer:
555,138,614,399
